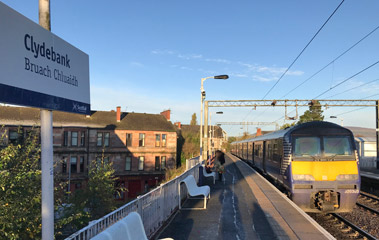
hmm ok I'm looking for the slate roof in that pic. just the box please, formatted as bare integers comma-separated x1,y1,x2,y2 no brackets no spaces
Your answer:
346,126,376,138
0,106,176,132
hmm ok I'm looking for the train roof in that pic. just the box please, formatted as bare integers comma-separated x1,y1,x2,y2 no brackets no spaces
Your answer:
232,121,352,144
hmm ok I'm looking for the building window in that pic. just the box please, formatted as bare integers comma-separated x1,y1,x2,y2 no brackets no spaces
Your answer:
62,157,67,173
71,132,78,146
104,133,110,147
80,156,84,173
97,132,103,146
162,134,167,147
63,131,68,146
126,133,132,147
9,130,20,145
80,132,85,147
70,156,77,173
139,133,145,147
155,134,161,147
155,156,160,170
138,156,144,170
161,156,166,170
125,156,132,171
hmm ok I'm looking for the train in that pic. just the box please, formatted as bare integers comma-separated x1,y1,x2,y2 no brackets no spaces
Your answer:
231,121,360,213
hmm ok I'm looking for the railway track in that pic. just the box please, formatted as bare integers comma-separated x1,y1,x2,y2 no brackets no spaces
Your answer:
357,192,379,215
331,213,377,240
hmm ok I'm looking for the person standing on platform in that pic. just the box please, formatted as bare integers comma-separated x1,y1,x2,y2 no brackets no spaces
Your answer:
213,150,225,181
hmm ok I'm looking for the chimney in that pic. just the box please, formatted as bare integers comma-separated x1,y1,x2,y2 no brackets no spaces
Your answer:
175,122,181,129
116,106,121,122
256,128,262,137
160,109,171,121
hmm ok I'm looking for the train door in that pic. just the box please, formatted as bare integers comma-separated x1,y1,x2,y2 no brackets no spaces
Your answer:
252,142,255,165
246,142,249,160
263,141,267,173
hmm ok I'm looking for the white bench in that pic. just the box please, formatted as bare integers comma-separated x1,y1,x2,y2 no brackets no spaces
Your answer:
179,175,210,210
202,165,216,184
91,212,173,240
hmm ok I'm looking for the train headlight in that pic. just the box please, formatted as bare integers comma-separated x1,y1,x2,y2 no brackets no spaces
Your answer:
293,174,315,181
336,174,358,181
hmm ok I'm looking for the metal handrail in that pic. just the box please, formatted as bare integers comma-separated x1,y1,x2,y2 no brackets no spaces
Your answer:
66,157,201,240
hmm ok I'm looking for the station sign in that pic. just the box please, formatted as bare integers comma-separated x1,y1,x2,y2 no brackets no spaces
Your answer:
0,2,90,114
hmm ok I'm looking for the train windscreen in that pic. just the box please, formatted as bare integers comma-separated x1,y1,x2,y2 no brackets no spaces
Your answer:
294,137,321,157
293,136,353,160
323,136,352,156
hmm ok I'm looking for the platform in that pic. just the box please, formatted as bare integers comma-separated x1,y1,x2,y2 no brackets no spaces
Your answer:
361,168,379,180
157,154,334,240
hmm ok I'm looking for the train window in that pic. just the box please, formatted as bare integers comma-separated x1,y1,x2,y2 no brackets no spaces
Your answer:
294,137,321,157
324,136,352,156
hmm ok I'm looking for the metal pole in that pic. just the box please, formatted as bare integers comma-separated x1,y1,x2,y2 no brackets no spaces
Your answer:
41,110,54,240
376,100,379,169
203,101,209,165
39,1,54,239
200,78,205,163
209,112,212,157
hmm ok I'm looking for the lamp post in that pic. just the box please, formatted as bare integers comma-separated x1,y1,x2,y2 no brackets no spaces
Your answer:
200,75,228,165
330,116,344,126
209,111,224,159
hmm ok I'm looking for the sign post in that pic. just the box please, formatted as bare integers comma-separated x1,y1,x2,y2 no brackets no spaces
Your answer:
39,1,54,239
0,2,90,239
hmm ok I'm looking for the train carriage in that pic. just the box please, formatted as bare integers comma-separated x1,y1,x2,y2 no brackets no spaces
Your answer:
232,121,360,213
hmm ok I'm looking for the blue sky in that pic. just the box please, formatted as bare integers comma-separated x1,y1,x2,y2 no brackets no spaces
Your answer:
2,0,379,136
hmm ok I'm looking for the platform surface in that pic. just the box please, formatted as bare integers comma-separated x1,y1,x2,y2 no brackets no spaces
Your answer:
361,168,379,180
157,154,334,240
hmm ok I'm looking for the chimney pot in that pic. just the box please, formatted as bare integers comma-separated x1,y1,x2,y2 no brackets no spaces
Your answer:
256,128,262,136
160,109,171,121
116,106,121,122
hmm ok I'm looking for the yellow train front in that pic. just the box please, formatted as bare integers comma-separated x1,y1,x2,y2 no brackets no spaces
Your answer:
232,121,360,213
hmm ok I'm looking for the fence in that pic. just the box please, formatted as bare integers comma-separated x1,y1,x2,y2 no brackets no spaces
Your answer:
186,156,201,170
66,158,200,240
360,156,377,169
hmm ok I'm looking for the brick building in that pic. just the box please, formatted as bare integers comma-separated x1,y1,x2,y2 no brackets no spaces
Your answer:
0,106,177,200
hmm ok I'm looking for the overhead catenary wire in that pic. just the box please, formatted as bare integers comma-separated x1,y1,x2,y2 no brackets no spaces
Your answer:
331,93,379,116
326,78,379,99
281,24,379,99
261,0,345,100
313,60,379,99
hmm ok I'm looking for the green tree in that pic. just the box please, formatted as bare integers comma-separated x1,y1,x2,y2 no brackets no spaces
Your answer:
280,122,296,129
190,113,197,126
298,100,324,124
0,128,76,239
0,128,42,239
67,152,121,224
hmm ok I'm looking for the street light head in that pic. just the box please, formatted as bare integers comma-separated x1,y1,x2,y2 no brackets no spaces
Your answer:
216,111,223,114
330,116,337,119
213,75,229,80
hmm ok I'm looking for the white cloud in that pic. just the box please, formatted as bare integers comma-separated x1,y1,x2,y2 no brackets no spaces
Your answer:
151,49,175,55
252,75,276,82
205,58,231,64
129,61,144,67
178,54,203,60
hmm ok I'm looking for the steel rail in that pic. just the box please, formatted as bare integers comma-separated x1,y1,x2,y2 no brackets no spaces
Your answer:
331,213,377,240
356,202,379,215
360,192,379,202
